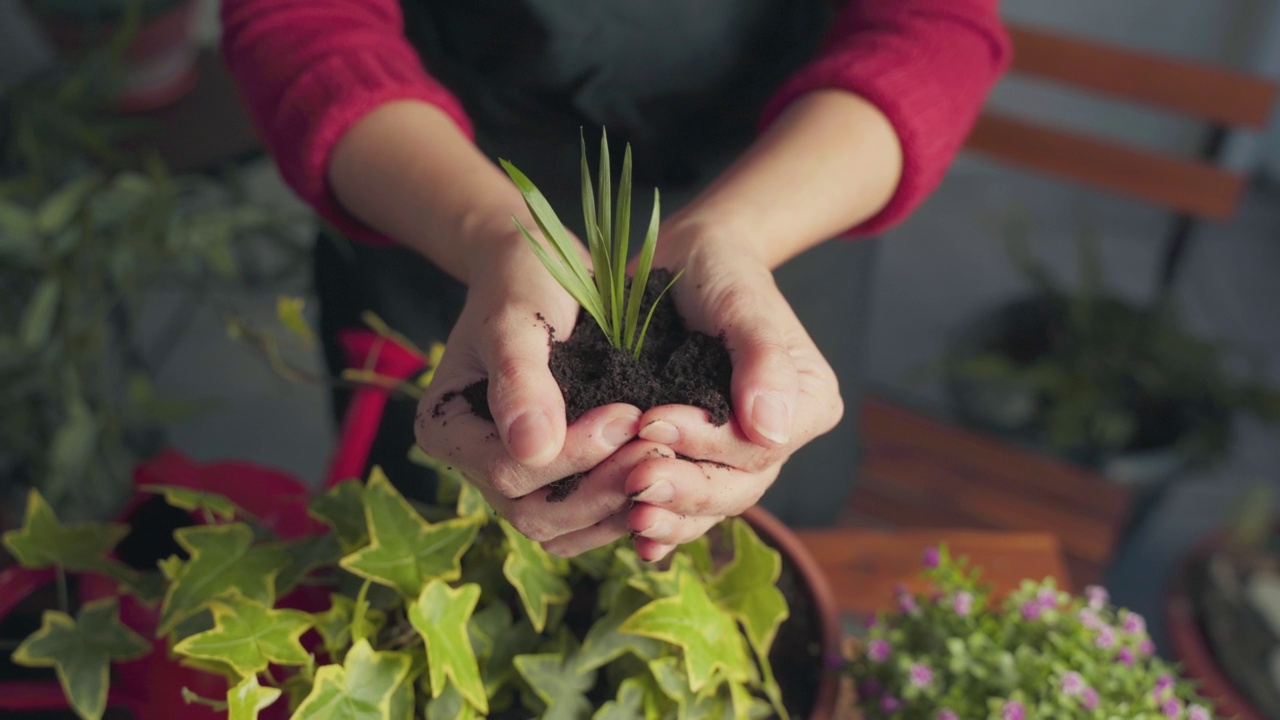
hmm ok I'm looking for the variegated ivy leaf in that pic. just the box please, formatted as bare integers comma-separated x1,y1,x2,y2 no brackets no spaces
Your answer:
11,598,150,720
173,593,313,676
312,593,386,661
339,468,481,597
308,480,368,552
513,631,597,720
139,484,245,520
592,675,653,720
408,580,487,714
276,296,315,346
710,520,788,652
423,681,482,720
626,551,700,599
227,674,282,720
649,655,732,719
621,573,752,694
470,602,540,698
157,523,289,637
2,490,136,586
575,585,667,673
499,519,571,632
289,639,414,720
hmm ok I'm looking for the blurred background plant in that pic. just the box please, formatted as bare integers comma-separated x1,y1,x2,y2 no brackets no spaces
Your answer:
0,20,308,523
941,211,1280,488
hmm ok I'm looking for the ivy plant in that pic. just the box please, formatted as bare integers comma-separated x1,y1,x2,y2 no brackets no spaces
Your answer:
3,402,795,719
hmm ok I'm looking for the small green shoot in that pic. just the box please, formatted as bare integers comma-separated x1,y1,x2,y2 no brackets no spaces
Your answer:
499,130,683,359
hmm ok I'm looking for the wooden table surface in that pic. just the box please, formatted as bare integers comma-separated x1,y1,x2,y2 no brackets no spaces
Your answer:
795,528,1072,618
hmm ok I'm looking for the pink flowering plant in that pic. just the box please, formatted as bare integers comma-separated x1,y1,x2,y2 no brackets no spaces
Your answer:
848,546,1219,720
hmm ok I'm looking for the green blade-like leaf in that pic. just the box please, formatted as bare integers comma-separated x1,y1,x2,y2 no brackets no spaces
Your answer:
597,129,613,262
139,484,245,521
612,144,633,332
624,189,662,354
409,580,488,714
339,467,481,597
620,573,752,693
500,159,598,298
511,217,609,334
633,266,683,359
289,640,413,720
308,480,369,552
173,593,313,676
498,519,571,632
12,599,150,720
227,674,282,720
596,131,620,342
20,276,60,350
157,523,289,637
580,132,616,343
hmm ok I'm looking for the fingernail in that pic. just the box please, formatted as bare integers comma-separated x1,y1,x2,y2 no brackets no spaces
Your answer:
642,519,672,540
603,414,639,447
634,480,674,504
639,420,680,445
752,392,791,444
508,410,553,464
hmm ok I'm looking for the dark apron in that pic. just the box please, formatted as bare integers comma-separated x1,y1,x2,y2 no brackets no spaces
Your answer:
314,0,879,526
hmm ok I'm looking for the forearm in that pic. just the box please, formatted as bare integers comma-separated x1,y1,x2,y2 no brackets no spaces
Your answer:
666,90,902,269
328,100,532,282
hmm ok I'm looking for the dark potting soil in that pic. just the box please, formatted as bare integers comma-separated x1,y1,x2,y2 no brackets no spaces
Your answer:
459,267,734,430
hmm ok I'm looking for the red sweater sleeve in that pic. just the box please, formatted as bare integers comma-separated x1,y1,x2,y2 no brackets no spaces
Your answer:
220,0,472,245
762,0,1012,238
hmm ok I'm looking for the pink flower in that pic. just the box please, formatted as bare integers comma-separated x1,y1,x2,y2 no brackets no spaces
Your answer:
1078,608,1103,630
1188,704,1210,720
1122,611,1147,636
1118,647,1135,666
881,695,901,714
923,546,941,568
1155,675,1175,693
1002,700,1025,720
952,591,974,617
1162,697,1183,718
909,662,933,688
1060,671,1086,696
936,711,959,720
869,638,892,663
1095,625,1117,650
1082,688,1099,710
1036,586,1058,608
1140,639,1156,655
1021,601,1044,621
894,584,919,614
1086,585,1109,610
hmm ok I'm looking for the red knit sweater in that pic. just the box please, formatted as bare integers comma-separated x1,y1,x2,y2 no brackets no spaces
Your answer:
220,0,1011,245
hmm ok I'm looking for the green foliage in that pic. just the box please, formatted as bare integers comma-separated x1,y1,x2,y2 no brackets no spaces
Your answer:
173,593,313,676
500,130,684,359
948,215,1280,464
0,29,309,521
849,545,1222,719
11,598,150,720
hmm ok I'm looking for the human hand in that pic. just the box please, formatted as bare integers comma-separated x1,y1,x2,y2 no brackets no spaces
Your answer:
414,231,648,553
621,230,845,561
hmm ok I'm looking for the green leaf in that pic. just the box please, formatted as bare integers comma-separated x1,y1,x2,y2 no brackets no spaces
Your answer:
499,519,571,632
227,673,283,720
157,523,289,637
621,573,752,693
140,483,244,520
173,593,313,676
514,636,597,720
12,598,150,720
339,467,481,597
20,276,60,350
276,296,315,346
0,197,40,261
1,490,133,582
413,450,489,522
423,681,482,720
593,675,650,720
36,172,99,235
710,520,789,659
576,586,667,673
289,639,414,720
274,533,345,597
312,593,386,661
649,655,732,719
409,580,488,714
580,131,614,342
309,480,369,552
612,143,633,322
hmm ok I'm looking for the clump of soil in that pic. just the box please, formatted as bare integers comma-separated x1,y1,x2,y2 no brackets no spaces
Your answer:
460,268,733,426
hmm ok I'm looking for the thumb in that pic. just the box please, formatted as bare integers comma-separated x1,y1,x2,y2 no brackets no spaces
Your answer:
722,302,799,449
481,314,567,467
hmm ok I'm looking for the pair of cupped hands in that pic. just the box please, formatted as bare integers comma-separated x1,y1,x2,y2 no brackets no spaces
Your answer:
415,227,843,562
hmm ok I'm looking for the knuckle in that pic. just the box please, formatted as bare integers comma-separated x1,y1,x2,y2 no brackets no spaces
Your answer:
485,461,527,499
504,504,556,542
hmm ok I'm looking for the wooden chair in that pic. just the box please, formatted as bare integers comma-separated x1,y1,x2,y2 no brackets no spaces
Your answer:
846,22,1279,588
